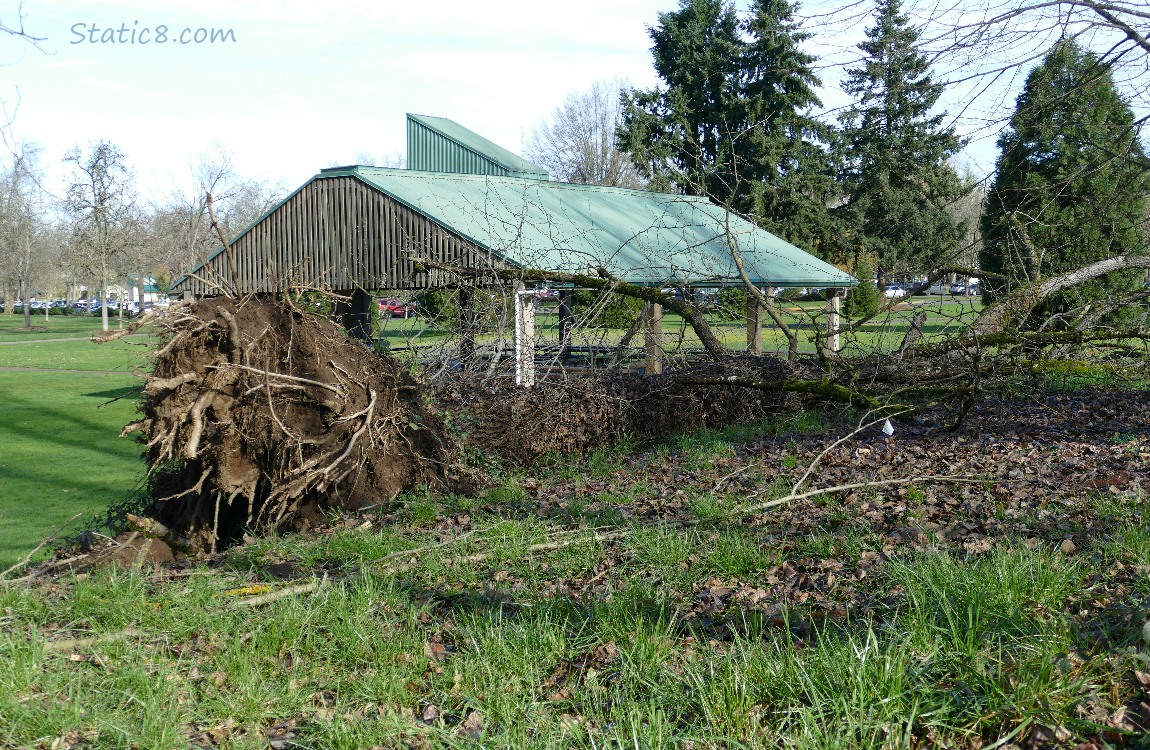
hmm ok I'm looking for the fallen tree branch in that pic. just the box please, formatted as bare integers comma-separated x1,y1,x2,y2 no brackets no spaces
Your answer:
789,408,912,497
235,526,626,607
43,628,146,653
972,254,1150,337
731,475,983,519
0,513,83,582
669,374,890,410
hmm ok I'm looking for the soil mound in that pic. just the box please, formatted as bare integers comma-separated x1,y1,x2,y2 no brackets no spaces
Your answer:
132,297,474,551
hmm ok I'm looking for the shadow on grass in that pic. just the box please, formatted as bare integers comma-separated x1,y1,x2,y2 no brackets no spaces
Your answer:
82,385,144,401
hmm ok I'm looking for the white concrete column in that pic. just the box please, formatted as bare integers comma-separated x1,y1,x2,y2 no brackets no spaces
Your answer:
514,286,536,387
825,289,843,355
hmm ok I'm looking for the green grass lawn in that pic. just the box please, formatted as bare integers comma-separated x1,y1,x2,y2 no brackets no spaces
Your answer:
0,313,130,338
0,337,152,371
1,420,1145,748
0,348,149,566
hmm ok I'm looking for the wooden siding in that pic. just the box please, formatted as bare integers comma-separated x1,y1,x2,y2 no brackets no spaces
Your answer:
175,176,497,295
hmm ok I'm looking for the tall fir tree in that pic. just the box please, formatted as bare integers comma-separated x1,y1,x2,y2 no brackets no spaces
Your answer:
980,40,1149,327
619,0,743,199
738,0,838,255
835,0,965,283
618,0,838,256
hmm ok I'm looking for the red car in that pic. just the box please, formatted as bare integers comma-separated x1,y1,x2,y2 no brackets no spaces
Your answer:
378,298,417,318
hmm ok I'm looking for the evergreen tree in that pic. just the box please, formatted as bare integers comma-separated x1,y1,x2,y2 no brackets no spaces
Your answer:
835,0,966,283
738,0,838,254
618,0,838,255
842,262,880,319
619,0,743,199
980,40,1149,327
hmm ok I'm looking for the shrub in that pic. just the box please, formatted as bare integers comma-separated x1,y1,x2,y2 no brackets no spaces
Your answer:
571,289,644,329
843,263,880,319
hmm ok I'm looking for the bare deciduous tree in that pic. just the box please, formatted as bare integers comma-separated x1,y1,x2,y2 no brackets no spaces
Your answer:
0,146,49,328
525,79,645,188
64,141,138,332
149,148,282,287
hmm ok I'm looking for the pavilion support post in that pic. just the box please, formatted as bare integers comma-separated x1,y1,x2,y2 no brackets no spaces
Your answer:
458,287,475,363
824,289,843,356
644,301,664,375
557,289,573,354
514,283,536,387
746,291,763,356
342,288,374,344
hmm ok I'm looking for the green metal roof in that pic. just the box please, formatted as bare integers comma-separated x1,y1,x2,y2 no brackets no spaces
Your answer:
407,113,549,180
126,274,160,293
319,166,856,288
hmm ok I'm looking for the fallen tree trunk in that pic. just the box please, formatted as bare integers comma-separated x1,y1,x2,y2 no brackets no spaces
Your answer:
970,254,1150,337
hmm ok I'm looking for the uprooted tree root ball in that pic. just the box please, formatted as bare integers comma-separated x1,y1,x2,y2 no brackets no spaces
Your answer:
130,296,477,552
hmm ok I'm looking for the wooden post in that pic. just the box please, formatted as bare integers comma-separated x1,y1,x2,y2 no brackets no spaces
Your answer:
346,288,373,344
458,287,475,363
514,285,536,387
746,291,763,356
825,289,842,356
557,289,573,353
644,302,664,375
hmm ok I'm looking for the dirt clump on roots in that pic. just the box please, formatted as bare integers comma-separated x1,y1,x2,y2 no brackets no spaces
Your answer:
438,356,798,466
131,296,476,552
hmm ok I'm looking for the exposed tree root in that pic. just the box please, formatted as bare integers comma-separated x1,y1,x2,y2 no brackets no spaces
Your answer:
136,296,479,552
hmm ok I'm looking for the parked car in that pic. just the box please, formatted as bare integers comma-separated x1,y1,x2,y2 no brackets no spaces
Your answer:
531,287,560,302
949,282,966,295
907,280,929,296
378,298,417,318
884,284,908,299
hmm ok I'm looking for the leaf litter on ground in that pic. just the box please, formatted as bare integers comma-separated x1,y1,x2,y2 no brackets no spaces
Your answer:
5,389,1150,748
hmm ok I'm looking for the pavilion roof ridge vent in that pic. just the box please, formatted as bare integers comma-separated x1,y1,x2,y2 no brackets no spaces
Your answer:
406,113,548,180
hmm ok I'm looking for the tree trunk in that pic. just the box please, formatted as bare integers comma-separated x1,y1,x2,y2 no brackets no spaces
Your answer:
100,279,109,332
19,279,30,329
